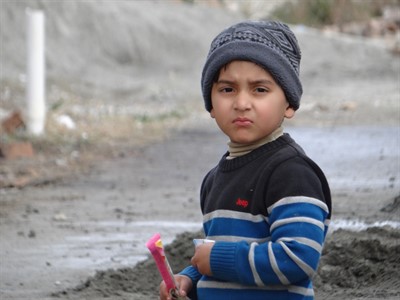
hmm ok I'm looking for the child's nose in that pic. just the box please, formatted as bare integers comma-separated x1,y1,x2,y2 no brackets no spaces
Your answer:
234,91,251,111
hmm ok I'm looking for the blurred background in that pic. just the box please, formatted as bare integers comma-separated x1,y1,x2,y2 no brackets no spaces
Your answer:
1,0,399,181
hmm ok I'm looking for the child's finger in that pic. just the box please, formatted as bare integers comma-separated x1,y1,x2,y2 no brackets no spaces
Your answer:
178,288,187,297
159,281,170,300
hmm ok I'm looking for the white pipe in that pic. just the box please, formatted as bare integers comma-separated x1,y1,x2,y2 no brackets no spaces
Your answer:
26,9,45,135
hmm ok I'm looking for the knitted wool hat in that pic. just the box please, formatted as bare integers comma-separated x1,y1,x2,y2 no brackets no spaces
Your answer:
201,20,303,112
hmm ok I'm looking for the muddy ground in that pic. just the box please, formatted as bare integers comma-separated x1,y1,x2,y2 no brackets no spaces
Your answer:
1,123,399,300
1,1,400,300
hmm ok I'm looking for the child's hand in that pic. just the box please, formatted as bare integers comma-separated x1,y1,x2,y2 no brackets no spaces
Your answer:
159,274,192,300
191,242,214,276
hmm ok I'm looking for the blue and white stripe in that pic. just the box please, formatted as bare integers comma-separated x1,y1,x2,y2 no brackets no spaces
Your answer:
196,196,329,298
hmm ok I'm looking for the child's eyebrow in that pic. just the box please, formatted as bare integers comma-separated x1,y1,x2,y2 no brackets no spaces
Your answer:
215,79,235,85
249,79,275,86
216,79,275,86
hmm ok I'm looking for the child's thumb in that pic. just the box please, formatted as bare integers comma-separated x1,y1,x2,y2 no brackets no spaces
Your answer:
178,288,187,297
178,281,189,296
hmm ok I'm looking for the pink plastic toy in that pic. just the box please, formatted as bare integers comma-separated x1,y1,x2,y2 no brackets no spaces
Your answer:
146,233,188,300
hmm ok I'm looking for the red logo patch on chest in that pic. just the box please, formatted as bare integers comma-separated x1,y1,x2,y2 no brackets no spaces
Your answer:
236,198,249,208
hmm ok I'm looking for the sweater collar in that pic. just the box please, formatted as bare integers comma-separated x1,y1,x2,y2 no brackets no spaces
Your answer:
227,126,284,159
219,133,294,172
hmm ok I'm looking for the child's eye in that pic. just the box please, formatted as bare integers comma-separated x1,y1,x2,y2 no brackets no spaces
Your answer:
220,87,234,93
255,87,268,93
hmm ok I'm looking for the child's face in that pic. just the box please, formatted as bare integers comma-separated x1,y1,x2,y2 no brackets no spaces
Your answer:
210,60,295,144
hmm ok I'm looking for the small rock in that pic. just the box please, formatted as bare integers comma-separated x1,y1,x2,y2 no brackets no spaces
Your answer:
340,101,358,111
0,142,34,159
1,111,25,134
53,213,67,221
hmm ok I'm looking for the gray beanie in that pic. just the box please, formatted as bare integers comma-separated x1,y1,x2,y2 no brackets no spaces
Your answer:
201,20,302,112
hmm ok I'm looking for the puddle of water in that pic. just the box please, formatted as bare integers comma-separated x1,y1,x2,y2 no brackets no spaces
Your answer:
329,218,400,232
94,220,202,229
288,126,400,192
49,220,202,271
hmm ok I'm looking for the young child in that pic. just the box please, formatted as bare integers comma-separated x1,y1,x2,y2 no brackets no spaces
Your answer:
160,20,331,300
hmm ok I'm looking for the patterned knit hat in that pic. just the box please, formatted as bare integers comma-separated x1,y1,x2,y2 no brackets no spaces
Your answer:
201,20,302,111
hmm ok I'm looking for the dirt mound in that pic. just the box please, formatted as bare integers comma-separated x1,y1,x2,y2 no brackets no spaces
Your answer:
53,227,400,300
52,231,200,300
2,0,398,124
315,227,400,299
1,0,241,113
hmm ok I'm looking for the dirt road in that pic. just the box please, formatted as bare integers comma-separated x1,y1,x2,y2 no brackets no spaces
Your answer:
1,121,399,300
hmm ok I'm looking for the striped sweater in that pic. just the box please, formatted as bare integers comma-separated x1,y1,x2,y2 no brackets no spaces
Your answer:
180,133,331,300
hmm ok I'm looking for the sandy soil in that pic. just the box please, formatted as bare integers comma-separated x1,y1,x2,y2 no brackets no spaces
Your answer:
1,1,399,300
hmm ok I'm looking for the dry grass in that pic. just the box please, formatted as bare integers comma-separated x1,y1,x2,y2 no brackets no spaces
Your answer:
0,100,188,188
271,0,399,27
